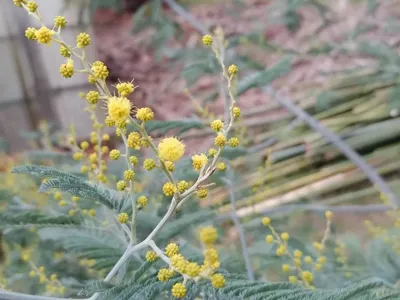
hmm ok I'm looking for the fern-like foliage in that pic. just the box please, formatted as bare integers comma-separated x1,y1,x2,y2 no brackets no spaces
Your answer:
12,165,130,213
144,119,204,135
78,281,115,296
0,211,81,228
78,276,400,300
39,226,128,270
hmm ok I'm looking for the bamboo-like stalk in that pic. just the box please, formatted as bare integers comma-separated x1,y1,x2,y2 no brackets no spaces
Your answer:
210,142,400,211
224,162,400,218
222,139,400,205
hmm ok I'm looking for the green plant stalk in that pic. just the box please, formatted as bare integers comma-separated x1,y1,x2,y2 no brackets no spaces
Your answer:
92,28,238,295
121,132,137,243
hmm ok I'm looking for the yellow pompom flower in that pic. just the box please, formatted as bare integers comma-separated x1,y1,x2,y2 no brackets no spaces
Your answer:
228,137,240,147
90,132,98,144
54,16,67,28
282,264,290,272
79,147,92,157
49,274,57,281
116,180,126,191
171,283,186,298
317,256,326,264
140,137,152,148
281,232,290,241
313,242,324,251
86,91,99,104
214,134,226,147
69,210,76,218
315,263,322,271
177,180,189,193
294,258,302,267
102,134,110,141
59,200,67,207
123,169,135,181
163,182,177,196
165,161,175,172
294,250,303,258
191,154,208,171
59,45,71,57
158,137,185,162
136,107,154,122
81,165,88,173
76,32,91,48
216,162,226,171
304,256,313,264
211,274,226,288
185,262,200,277
266,235,274,243
127,132,141,149
118,213,129,224
72,196,80,202
129,155,139,165
29,270,36,277
101,146,109,154
199,226,217,245
211,119,224,132
197,189,208,199
35,26,53,45
228,64,239,75
232,106,241,119
289,276,297,283
144,158,156,171
89,153,97,163
27,1,38,12
325,210,333,221
54,192,63,201
202,34,213,46
262,217,271,226
302,271,313,283
276,245,286,256
137,195,148,207
91,61,109,80
107,96,131,126
203,248,219,267
88,74,97,84
13,0,27,7
97,173,107,183
80,141,89,150
170,254,186,270
157,268,174,281
165,243,179,257
116,82,135,97
145,250,158,262
89,209,96,217
117,125,126,135
204,148,216,159
25,27,37,40
109,149,120,160
60,60,74,78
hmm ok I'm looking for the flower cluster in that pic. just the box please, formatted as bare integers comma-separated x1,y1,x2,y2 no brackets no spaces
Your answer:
159,227,225,298
263,211,335,287
16,5,242,296
28,264,65,295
